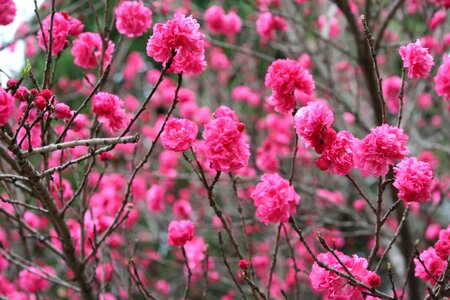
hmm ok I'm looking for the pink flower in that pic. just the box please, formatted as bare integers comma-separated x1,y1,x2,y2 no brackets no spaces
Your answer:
37,12,70,56
71,32,115,69
414,247,446,284
222,11,242,36
310,251,381,300
382,76,404,114
19,266,55,293
167,220,195,247
394,157,433,203
146,184,165,212
435,226,450,260
251,173,300,224
428,10,447,31
54,103,71,119
256,12,288,44
146,13,206,76
316,130,356,176
114,1,152,38
202,113,250,173
204,6,225,34
294,101,335,153
434,55,450,102
399,39,434,78
161,118,198,152
0,88,13,126
0,0,16,25
353,124,409,177
265,59,315,114
92,92,126,132
431,0,450,9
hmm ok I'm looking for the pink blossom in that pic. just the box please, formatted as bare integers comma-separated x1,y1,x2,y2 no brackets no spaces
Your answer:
316,130,356,176
161,118,198,152
222,11,242,36
310,251,381,300
317,15,341,39
399,39,434,78
431,0,450,9
71,32,115,69
414,247,446,284
428,10,447,31
294,101,335,153
394,157,433,203
204,6,225,34
146,13,206,76
167,219,194,246
353,124,409,177
265,59,315,114
418,92,433,109
0,88,13,126
37,12,70,56
114,1,152,38
382,76,404,114
202,113,250,173
435,226,450,260
146,184,165,212
54,103,71,119
251,173,300,224
256,12,288,44
123,51,144,82
19,266,55,293
231,85,260,106
434,55,450,102
0,0,16,25
92,92,126,132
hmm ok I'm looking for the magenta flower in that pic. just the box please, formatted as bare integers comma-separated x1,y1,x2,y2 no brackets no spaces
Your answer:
167,220,195,247
251,173,300,224
399,39,434,78
71,32,115,69
0,88,13,126
161,118,198,152
114,1,152,38
394,157,433,203
434,55,450,102
353,124,409,177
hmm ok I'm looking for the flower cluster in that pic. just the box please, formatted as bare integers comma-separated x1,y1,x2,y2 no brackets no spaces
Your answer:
0,88,13,126
310,251,381,300
265,59,315,114
393,157,433,203
202,108,250,172
114,1,152,38
434,55,450,103
256,12,288,44
146,13,206,76
251,173,300,224
92,92,126,132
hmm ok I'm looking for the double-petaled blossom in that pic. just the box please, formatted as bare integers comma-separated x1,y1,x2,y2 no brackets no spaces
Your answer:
37,12,70,56
204,6,242,36
399,39,434,78
435,226,450,260
414,247,446,284
434,55,450,102
114,1,152,38
0,88,13,126
202,109,250,172
353,124,409,177
0,0,16,26
393,157,433,203
92,92,126,132
265,59,315,114
161,118,198,152
71,32,115,69
315,130,356,176
382,76,404,114
146,13,206,76
310,251,381,300
294,100,335,153
167,220,195,247
251,173,300,224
